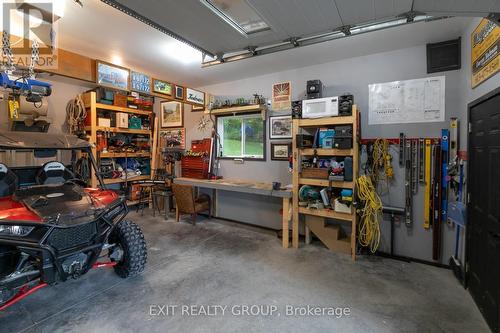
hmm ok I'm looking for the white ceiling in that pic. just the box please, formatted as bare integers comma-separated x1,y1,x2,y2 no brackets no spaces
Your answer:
57,0,473,88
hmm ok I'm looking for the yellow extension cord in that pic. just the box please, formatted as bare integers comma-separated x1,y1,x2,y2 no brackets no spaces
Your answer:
355,175,383,253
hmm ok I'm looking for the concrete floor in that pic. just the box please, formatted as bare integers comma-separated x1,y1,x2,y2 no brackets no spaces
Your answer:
0,210,490,333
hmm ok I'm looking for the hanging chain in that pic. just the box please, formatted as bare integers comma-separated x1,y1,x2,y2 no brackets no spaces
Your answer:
29,40,39,78
2,31,15,73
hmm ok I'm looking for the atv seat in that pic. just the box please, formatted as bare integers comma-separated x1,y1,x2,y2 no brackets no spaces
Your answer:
0,163,18,197
36,161,75,185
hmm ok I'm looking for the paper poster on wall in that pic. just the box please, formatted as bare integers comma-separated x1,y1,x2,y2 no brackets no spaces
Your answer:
272,81,291,110
368,76,445,125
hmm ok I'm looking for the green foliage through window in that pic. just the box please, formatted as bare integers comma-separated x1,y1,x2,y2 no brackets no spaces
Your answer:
217,113,264,159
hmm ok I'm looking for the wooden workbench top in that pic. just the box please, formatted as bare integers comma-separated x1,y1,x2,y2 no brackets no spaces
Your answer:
174,177,292,198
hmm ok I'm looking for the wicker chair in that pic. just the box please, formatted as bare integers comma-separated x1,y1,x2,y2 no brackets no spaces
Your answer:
172,184,211,225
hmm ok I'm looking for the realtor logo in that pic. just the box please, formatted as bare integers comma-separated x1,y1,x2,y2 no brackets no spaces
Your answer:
1,0,59,69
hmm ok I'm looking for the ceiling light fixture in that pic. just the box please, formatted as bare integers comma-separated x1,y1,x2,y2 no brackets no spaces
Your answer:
199,0,270,36
164,40,202,65
101,0,214,58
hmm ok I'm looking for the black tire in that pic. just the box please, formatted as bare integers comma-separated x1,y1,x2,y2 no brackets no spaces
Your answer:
109,220,147,278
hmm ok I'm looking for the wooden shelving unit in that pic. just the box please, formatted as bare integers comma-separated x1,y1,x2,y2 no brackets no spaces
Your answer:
292,106,359,260
82,91,155,189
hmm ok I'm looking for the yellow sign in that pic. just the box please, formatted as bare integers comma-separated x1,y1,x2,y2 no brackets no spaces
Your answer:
471,19,500,88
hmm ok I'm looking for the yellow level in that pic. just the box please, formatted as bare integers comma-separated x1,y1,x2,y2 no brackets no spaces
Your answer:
424,139,431,229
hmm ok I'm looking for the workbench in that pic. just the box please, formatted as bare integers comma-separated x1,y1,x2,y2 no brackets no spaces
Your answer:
173,178,294,248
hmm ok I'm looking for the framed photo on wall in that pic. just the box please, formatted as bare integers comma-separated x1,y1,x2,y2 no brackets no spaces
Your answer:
175,85,184,100
96,61,130,90
271,142,291,160
269,115,292,139
160,128,186,149
153,79,173,96
160,101,183,128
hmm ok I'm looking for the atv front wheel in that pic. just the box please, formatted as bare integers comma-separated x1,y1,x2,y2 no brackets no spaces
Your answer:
109,220,147,278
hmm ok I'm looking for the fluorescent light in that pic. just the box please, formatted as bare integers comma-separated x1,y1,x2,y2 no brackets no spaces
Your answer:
164,40,202,65
200,0,270,35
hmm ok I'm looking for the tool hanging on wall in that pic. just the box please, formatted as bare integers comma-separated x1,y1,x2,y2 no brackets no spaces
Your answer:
432,144,443,261
404,138,412,226
418,138,425,183
411,139,418,194
441,129,450,225
424,139,432,229
399,133,405,167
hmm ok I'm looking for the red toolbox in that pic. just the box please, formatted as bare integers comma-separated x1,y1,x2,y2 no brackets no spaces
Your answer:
181,139,212,179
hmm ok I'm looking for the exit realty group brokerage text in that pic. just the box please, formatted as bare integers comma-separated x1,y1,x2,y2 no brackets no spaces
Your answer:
149,304,351,318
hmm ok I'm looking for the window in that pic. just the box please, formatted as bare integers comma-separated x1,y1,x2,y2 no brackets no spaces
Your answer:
217,113,265,159
200,0,270,35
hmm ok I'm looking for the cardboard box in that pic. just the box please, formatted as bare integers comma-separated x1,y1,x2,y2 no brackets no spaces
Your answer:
98,118,111,127
116,113,129,128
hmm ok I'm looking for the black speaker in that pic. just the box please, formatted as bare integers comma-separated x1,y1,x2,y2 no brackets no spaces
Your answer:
338,94,353,116
306,80,323,99
427,37,461,73
292,100,302,119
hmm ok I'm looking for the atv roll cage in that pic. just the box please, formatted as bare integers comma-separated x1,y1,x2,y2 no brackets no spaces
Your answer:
0,131,105,188
0,131,147,311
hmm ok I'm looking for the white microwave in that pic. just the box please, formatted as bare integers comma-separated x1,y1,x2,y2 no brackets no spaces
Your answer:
302,96,338,119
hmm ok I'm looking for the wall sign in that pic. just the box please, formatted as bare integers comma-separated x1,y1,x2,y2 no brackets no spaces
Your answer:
186,88,205,105
96,61,130,90
272,81,291,111
471,18,500,88
131,71,151,94
368,76,445,125
153,79,173,96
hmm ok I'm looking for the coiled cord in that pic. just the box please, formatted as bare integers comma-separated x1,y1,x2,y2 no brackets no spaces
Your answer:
356,175,383,253
66,94,86,135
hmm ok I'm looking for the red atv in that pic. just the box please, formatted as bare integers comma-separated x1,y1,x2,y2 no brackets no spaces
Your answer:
0,131,147,310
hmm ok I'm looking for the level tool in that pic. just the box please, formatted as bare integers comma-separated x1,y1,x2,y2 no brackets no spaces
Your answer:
404,138,412,226
399,133,405,167
418,138,425,183
424,139,432,229
441,129,450,224
432,144,442,261
411,139,418,194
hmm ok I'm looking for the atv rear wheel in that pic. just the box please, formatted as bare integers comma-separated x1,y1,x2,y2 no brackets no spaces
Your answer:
109,220,147,278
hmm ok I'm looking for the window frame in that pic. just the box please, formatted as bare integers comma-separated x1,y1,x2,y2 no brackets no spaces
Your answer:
216,112,266,161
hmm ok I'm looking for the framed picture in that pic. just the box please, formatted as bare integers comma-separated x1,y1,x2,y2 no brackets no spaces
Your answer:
186,88,205,105
192,104,205,112
271,142,291,161
175,85,184,100
96,61,130,90
269,115,292,139
272,81,291,110
160,101,183,128
153,79,173,96
160,128,186,149
130,71,151,94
